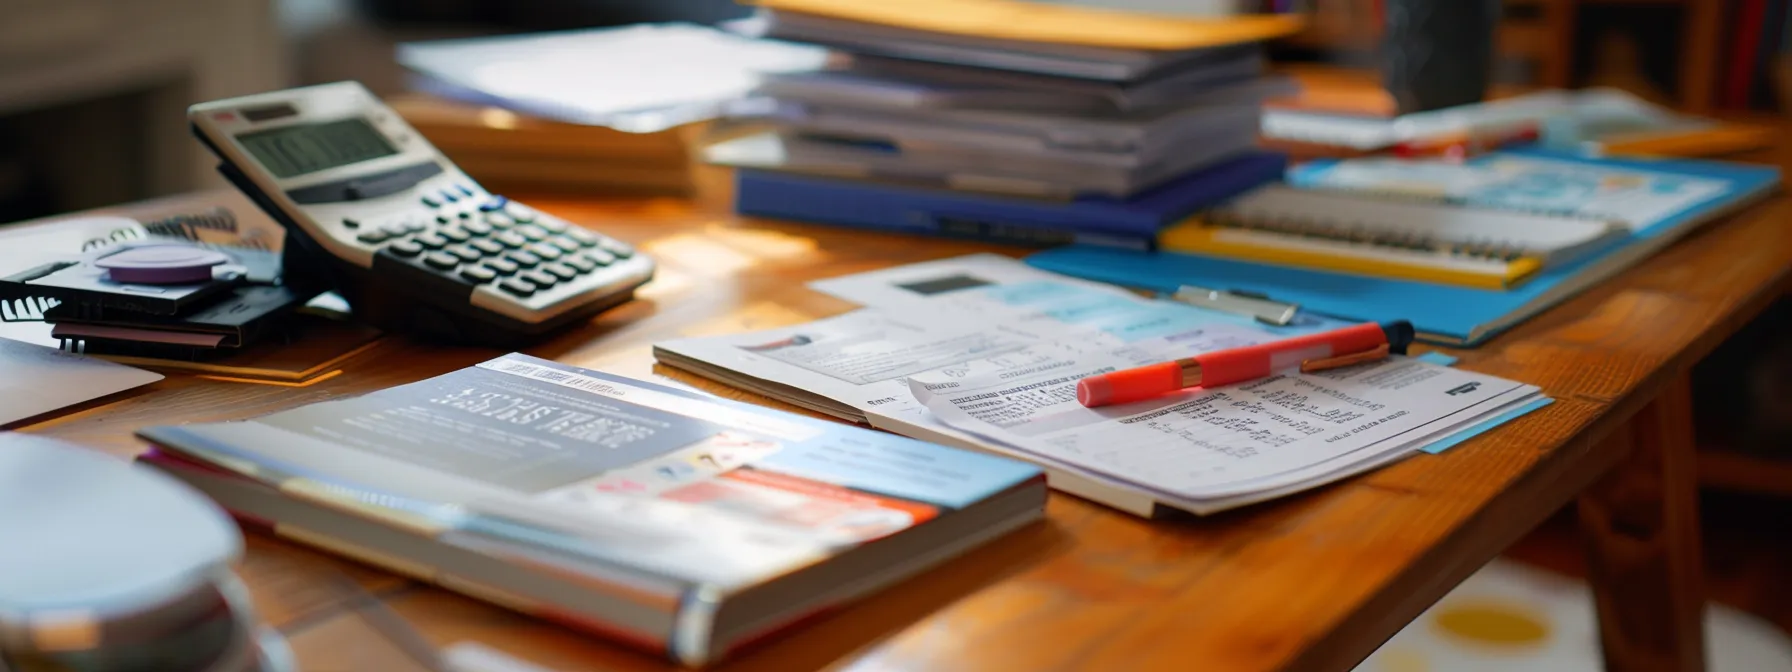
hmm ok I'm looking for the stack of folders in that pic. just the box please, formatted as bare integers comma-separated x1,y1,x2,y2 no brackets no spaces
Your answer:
136,353,1047,667
706,0,1308,250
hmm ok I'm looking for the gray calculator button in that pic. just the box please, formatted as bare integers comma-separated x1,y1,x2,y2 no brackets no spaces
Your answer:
517,226,549,242
421,195,440,208
521,270,557,289
446,245,483,263
459,266,497,284
406,220,428,233
526,243,563,261
462,220,494,236
457,210,473,220
423,251,459,270
498,278,535,297
584,249,616,266
504,202,536,222
599,238,635,258
438,226,472,243
483,258,520,276
564,255,598,273
356,230,390,244
435,214,452,225
341,217,361,229
414,232,449,249
543,263,579,281
495,231,528,248
387,240,424,257
471,239,505,255
506,251,542,268
484,213,515,228
548,236,583,254
381,222,411,237
537,219,568,234
565,228,600,246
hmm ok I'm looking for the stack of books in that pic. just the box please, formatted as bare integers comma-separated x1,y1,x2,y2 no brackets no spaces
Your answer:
706,0,1307,250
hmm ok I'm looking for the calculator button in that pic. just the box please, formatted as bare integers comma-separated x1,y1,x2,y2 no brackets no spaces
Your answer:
446,245,484,263
548,236,584,254
414,232,449,249
504,203,537,222
387,240,424,257
583,249,616,266
521,270,558,289
458,210,473,220
498,278,535,296
458,184,475,197
484,213,515,228
565,228,600,246
506,251,542,269
381,222,411,237
483,258,520,276
462,220,494,236
599,239,635,258
421,195,441,208
356,230,390,244
479,196,508,212
495,231,529,249
565,255,599,273
543,263,579,281
438,226,472,243
341,217,361,229
406,220,429,233
471,239,506,256
536,219,568,234
435,214,452,225
423,252,459,270
514,226,547,242
527,243,563,261
459,266,497,284
440,190,460,204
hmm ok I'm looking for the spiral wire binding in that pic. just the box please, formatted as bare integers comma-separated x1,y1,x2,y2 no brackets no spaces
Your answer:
1205,206,1533,263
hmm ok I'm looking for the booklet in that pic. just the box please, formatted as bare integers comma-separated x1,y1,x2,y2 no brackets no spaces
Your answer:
655,255,1547,516
138,353,1045,666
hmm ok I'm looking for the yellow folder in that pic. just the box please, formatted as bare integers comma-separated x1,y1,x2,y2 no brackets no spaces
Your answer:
1158,218,1547,291
751,0,1306,50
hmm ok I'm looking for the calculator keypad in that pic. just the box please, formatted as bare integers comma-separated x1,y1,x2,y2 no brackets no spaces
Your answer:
374,194,640,308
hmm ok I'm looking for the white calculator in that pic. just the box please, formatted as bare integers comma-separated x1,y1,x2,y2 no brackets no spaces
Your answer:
188,81,654,344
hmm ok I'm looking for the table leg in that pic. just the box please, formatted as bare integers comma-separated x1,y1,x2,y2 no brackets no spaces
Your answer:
1578,375,1706,672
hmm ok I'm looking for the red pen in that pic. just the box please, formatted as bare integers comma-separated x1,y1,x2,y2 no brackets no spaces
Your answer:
1075,321,1416,408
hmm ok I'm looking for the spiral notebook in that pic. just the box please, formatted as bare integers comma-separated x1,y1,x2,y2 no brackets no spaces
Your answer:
1159,184,1630,289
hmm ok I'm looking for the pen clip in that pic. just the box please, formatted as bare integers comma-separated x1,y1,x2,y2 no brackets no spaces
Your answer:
1299,343,1391,373
1170,285,1301,326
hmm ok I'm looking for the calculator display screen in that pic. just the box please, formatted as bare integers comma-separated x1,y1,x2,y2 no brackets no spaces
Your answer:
235,118,398,178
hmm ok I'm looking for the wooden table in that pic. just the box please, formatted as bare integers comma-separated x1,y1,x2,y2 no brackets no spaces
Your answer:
19,153,1791,671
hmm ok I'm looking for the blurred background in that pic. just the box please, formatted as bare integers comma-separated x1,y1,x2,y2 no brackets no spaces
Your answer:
0,0,1777,222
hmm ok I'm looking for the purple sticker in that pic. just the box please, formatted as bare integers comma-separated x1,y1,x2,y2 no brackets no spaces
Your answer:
94,244,230,284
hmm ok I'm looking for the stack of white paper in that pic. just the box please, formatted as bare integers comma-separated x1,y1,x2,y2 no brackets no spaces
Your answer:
655,255,1547,517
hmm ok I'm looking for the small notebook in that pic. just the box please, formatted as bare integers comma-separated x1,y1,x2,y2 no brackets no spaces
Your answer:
1159,184,1630,289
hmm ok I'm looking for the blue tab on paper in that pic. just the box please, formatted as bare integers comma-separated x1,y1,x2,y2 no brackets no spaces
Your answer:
1421,397,1554,454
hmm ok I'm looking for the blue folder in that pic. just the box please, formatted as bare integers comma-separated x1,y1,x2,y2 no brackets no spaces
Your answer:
1029,149,1780,346
735,151,1287,249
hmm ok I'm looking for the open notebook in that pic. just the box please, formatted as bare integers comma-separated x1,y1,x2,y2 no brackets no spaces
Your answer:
1160,184,1630,289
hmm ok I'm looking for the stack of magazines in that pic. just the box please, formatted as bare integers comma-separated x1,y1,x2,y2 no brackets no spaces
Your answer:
706,0,1306,247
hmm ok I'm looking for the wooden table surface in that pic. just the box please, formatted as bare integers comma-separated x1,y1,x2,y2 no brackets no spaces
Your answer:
18,148,1792,671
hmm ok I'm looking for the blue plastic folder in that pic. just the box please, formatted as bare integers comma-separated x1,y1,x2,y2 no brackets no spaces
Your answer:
1029,149,1779,346
735,151,1287,249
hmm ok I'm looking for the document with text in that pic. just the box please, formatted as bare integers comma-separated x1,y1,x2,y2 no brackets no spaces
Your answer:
655,255,1547,516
